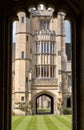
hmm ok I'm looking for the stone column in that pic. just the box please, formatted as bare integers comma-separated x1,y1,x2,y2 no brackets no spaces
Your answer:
1,14,13,130
0,5,7,129
32,96,36,114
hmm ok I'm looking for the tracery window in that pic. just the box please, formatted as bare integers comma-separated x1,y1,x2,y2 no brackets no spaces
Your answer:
21,17,24,23
39,21,50,30
35,65,55,78
36,42,54,54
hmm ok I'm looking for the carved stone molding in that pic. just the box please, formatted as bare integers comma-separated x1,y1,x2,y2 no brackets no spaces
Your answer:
32,78,58,85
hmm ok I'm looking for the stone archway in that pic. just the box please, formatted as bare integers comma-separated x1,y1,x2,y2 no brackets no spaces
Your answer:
36,93,54,114
32,91,56,114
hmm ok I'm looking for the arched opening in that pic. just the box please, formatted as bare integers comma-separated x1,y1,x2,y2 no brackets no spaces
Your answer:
36,94,54,114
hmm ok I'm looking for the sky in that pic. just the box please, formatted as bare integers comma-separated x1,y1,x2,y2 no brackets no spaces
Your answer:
13,20,71,43
13,21,16,43
65,20,71,43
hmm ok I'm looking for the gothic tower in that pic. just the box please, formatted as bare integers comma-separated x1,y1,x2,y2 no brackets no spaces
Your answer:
14,12,31,105
12,6,72,115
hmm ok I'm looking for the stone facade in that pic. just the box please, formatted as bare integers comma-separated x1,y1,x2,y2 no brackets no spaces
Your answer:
12,6,72,114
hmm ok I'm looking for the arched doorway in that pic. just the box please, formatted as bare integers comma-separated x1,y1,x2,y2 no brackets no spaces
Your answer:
36,93,54,114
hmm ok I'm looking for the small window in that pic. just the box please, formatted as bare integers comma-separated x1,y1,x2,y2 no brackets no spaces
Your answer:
21,17,24,23
30,48,32,53
21,96,24,101
39,20,50,30
26,35,28,41
26,77,28,84
21,51,24,58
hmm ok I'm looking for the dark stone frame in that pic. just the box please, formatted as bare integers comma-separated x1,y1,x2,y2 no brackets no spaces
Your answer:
0,0,80,130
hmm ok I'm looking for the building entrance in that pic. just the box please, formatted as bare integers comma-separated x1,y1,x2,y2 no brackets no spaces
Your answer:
36,94,54,114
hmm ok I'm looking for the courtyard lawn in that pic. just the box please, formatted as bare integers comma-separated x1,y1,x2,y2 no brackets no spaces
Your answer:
12,115,72,130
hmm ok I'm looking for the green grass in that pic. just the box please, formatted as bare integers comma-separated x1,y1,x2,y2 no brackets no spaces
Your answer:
37,108,51,113
12,115,72,130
